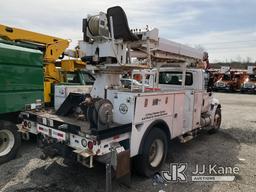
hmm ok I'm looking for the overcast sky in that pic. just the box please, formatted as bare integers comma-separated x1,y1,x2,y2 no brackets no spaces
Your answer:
1,0,256,62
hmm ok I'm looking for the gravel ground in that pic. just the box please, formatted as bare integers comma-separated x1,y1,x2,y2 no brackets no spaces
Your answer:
0,93,255,192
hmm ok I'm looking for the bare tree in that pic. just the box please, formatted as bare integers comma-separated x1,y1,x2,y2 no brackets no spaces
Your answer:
246,57,252,64
194,44,206,52
236,55,242,63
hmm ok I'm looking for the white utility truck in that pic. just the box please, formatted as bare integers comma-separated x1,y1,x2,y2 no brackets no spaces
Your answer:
18,6,221,182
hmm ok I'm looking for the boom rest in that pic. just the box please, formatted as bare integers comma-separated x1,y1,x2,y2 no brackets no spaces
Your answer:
107,6,138,41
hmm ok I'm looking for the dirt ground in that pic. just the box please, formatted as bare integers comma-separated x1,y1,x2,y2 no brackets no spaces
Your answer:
0,93,255,192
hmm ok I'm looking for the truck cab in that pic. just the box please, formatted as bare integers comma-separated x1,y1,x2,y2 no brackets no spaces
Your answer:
157,67,216,136
158,67,207,90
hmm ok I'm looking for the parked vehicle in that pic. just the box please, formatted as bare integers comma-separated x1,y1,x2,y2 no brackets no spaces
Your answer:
0,39,43,164
241,66,256,93
121,78,142,88
0,25,92,164
121,78,150,90
214,67,247,92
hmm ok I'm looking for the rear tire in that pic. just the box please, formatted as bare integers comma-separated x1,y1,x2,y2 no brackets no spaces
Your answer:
0,120,21,164
134,128,168,177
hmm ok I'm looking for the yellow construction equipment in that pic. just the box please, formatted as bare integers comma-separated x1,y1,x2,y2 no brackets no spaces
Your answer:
0,24,85,103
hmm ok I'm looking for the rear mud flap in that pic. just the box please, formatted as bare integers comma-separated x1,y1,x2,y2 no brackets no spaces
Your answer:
115,150,131,187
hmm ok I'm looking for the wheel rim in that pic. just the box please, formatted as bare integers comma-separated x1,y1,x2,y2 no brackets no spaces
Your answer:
0,130,15,156
149,139,164,167
214,113,221,129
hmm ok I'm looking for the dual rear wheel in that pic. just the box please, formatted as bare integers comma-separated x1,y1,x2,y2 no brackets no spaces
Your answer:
134,128,168,177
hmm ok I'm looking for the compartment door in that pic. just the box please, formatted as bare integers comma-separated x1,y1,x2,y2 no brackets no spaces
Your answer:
193,92,203,129
184,90,194,132
172,93,185,137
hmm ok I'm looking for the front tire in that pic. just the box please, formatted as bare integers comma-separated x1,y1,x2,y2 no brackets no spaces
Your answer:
208,108,221,134
0,121,21,164
134,128,168,177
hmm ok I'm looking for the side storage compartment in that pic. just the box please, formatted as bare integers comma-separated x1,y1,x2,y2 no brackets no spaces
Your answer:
171,92,185,137
193,92,203,129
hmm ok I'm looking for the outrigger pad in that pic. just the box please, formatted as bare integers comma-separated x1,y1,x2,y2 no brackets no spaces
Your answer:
107,6,138,41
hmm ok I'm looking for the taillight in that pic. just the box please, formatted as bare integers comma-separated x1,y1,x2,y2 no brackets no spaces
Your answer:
88,141,94,150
